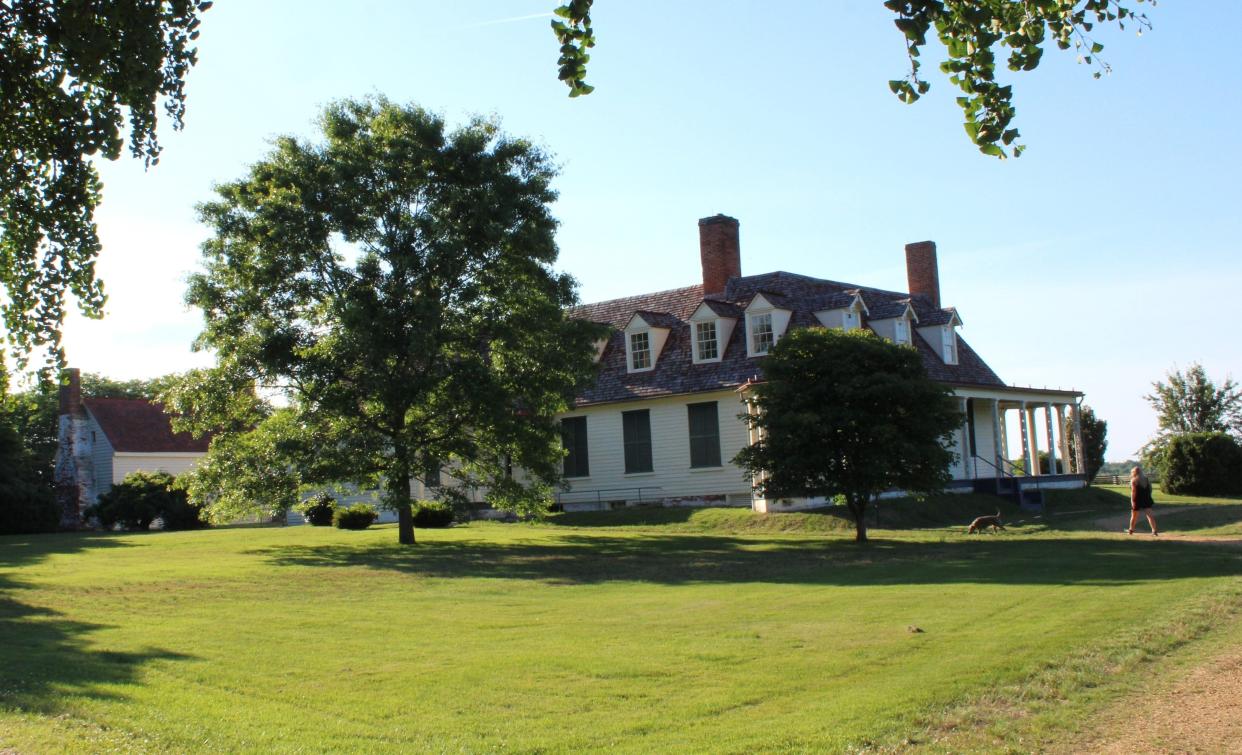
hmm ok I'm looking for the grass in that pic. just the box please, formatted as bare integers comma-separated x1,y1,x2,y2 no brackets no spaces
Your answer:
1,487,1240,753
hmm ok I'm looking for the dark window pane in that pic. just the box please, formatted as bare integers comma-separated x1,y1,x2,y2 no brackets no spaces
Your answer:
561,417,589,477
622,409,653,474
687,402,721,468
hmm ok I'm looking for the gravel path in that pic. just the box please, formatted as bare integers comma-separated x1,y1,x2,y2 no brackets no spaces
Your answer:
1067,504,1242,752
1092,506,1242,547
1069,642,1242,754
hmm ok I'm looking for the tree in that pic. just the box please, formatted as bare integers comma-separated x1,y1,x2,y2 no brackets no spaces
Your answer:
1064,404,1107,482
180,98,601,545
551,1,1153,157
1146,363,1242,438
734,328,962,542
0,1,212,366
1161,432,1242,497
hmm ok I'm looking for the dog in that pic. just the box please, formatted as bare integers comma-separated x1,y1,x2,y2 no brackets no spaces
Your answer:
967,511,1005,534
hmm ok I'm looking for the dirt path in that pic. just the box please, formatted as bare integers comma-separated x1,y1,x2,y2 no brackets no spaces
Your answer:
1092,506,1242,547
1066,641,1242,754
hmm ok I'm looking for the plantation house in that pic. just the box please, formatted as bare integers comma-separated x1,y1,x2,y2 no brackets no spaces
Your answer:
55,215,1087,525
559,215,1087,512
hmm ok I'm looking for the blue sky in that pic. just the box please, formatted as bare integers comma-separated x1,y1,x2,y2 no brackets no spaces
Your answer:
58,1,1242,461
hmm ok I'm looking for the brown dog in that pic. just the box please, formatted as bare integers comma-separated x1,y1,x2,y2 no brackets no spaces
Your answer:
967,511,1005,534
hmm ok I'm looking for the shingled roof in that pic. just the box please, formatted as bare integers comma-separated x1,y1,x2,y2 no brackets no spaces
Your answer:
83,398,211,453
568,270,1004,407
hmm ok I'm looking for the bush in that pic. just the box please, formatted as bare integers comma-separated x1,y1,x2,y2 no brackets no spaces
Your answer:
412,500,454,528
297,493,337,526
1162,432,1242,496
88,471,207,531
333,503,378,530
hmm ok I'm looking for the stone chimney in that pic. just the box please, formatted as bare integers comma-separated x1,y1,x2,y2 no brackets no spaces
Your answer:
59,367,83,416
905,240,940,308
55,368,91,529
698,214,741,296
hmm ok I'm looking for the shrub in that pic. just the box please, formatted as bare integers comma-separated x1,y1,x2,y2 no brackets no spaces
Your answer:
89,471,207,531
333,503,378,530
297,494,337,526
412,500,454,528
1162,432,1242,496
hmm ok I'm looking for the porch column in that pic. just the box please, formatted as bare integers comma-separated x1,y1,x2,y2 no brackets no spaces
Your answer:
1026,404,1040,474
1072,404,1086,477
990,399,1003,478
1018,402,1033,476
1044,402,1058,475
1056,405,1072,474
958,398,973,480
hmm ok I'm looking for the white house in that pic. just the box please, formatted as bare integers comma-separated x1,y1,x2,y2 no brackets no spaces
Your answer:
558,215,1087,513
54,369,210,527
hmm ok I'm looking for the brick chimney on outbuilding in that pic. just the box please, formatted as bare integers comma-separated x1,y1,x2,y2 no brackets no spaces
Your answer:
905,240,940,308
699,214,741,296
59,367,83,417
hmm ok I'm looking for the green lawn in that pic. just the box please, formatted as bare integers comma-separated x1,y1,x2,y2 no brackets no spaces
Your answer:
2,488,1240,753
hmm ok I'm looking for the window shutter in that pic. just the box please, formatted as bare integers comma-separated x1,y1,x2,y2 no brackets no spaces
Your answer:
687,402,721,468
622,410,653,474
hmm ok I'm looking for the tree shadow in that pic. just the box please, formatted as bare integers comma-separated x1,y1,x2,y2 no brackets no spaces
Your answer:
249,531,1242,588
0,533,196,717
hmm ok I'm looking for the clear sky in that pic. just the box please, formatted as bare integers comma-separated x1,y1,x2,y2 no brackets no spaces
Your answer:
53,1,1242,462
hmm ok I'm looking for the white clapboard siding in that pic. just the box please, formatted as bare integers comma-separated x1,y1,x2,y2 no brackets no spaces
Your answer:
112,452,205,482
558,389,753,507
87,415,116,496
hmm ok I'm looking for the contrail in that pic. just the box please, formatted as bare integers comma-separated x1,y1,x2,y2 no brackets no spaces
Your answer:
463,11,555,29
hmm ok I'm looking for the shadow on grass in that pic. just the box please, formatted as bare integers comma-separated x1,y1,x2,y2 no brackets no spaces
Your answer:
249,531,1242,588
0,533,196,716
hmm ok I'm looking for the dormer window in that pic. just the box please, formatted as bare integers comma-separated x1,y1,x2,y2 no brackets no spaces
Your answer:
744,294,791,358
695,321,718,361
894,318,910,345
623,312,673,373
689,301,737,364
916,309,962,365
751,312,774,355
943,330,958,364
842,308,859,331
629,331,652,370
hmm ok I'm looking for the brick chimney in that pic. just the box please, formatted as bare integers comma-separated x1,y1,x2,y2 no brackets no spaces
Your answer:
59,367,84,417
698,214,741,296
905,240,940,308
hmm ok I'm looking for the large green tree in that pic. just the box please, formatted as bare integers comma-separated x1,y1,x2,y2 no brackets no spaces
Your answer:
551,0,1153,157
181,98,601,545
734,328,962,542
0,1,212,366
1142,363,1242,474
1146,363,1242,439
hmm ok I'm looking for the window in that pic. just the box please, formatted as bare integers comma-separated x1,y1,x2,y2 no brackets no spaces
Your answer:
687,402,721,468
965,399,977,457
750,312,774,355
943,328,958,364
622,409,653,474
894,318,909,345
561,417,589,477
629,331,651,370
842,309,858,331
695,320,718,361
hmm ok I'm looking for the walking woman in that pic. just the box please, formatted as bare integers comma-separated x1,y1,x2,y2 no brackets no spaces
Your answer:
1128,466,1159,536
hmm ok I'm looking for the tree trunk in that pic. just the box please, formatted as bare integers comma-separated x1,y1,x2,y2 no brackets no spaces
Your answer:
397,501,415,545
847,496,868,543
389,465,415,545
